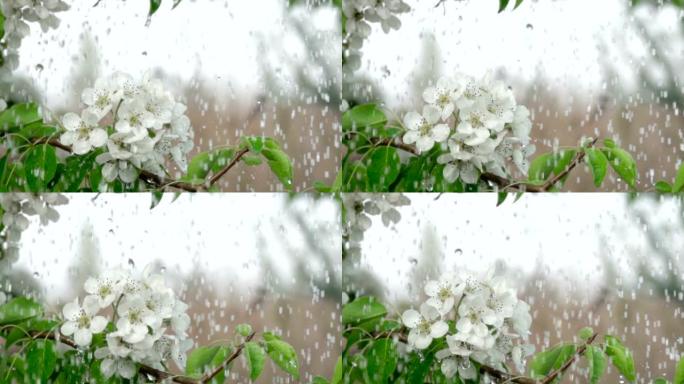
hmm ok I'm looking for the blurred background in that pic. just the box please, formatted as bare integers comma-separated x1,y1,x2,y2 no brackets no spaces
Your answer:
2,193,341,382
345,193,684,383
344,0,684,191
4,0,340,191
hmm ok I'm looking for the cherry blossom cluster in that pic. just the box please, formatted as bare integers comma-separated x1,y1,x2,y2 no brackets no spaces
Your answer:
0,193,67,272
342,193,410,259
403,73,535,185
0,0,69,77
60,72,194,184
342,0,410,71
61,266,192,379
402,270,534,380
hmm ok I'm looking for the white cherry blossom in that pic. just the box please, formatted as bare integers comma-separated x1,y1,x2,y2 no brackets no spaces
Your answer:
402,302,449,350
60,296,107,347
60,112,108,155
403,105,451,153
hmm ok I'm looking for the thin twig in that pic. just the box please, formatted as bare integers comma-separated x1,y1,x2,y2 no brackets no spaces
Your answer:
208,148,249,187
540,333,598,384
29,330,256,384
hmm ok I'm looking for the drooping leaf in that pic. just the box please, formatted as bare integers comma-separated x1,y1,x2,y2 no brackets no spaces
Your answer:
264,337,300,379
24,144,58,191
366,147,400,191
585,345,606,384
364,338,398,383
673,162,684,193
26,340,57,382
604,335,636,382
601,147,637,188
585,148,608,187
244,341,266,381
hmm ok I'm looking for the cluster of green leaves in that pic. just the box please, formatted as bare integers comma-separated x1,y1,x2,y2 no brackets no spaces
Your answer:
529,138,637,190
0,297,300,383
0,102,294,192
186,327,300,383
342,296,641,384
342,103,468,193
655,162,684,194
529,327,636,384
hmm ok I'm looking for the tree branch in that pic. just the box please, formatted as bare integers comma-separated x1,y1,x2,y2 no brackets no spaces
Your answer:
30,330,256,384
363,136,599,193
35,139,249,192
369,330,600,384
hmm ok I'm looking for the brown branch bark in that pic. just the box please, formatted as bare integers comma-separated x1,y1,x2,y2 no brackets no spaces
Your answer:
365,136,599,193
208,148,249,187
30,330,256,384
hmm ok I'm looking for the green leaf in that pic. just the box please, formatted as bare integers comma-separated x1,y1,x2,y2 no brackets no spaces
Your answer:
578,327,594,341
673,163,684,193
499,0,511,12
601,148,637,188
0,297,42,325
654,378,670,384
342,104,387,133
265,338,300,379
332,357,343,384
514,0,524,9
342,296,387,325
235,323,252,337
312,377,330,384
604,335,636,382
261,146,294,191
529,344,576,379
585,148,608,187
18,122,57,139
604,138,617,148
497,191,508,206
149,0,162,16
242,136,265,154
241,155,263,166
150,191,163,209
24,144,58,191
674,357,684,384
656,181,673,193
185,346,230,382
0,102,41,131
26,340,57,382
365,338,398,383
59,152,98,191
585,345,606,384
244,341,266,381
366,147,400,192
